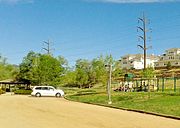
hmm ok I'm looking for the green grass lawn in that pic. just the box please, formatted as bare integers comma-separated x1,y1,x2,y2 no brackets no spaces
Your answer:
65,88,180,117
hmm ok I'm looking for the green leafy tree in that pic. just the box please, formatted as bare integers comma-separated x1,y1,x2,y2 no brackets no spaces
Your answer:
71,55,115,88
166,61,172,70
56,56,69,85
0,64,18,80
0,54,19,80
18,51,64,86
57,56,68,71
18,51,40,84
141,67,155,79
91,56,107,85
75,59,90,88
62,70,77,87
141,67,155,98
35,54,64,86
112,60,123,80
104,54,114,65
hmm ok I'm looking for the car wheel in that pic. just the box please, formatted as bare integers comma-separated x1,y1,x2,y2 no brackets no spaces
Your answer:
56,93,61,98
35,93,41,97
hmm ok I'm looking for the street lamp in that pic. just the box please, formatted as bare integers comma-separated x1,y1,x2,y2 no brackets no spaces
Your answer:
105,64,112,104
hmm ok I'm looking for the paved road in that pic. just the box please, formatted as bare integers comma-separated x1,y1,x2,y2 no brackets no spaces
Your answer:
0,95,179,128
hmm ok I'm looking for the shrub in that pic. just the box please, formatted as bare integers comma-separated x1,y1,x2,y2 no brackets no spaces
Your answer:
0,89,5,95
14,89,32,95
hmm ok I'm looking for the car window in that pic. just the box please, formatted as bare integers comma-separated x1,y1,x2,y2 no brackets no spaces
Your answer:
49,87,54,90
35,87,41,90
41,87,49,90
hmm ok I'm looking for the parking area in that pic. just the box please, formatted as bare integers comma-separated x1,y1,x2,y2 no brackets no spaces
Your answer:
0,95,179,128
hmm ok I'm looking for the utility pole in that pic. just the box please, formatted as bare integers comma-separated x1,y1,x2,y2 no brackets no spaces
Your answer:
42,40,53,55
137,13,152,98
137,12,152,70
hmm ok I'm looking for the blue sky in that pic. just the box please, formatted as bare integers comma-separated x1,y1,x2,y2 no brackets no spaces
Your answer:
0,0,180,66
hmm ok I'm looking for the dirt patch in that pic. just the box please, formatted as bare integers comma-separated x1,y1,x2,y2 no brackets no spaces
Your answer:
0,95,179,128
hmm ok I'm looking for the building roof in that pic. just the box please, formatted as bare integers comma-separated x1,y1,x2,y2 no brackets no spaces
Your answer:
165,48,180,52
121,54,159,60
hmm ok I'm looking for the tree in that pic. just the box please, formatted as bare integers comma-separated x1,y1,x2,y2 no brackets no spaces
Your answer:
71,55,115,88
141,67,155,98
56,56,69,85
62,70,77,87
91,56,107,85
0,64,18,80
141,67,155,79
18,51,40,84
104,54,114,66
166,61,172,70
112,60,123,80
35,54,64,86
18,51,64,86
57,56,68,71
75,59,90,88
0,54,18,81
62,56,109,88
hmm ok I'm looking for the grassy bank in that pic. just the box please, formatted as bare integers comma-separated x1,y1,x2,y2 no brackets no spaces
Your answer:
65,88,180,117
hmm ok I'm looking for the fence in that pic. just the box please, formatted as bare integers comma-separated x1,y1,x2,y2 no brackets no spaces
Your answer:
156,77,180,93
114,77,180,93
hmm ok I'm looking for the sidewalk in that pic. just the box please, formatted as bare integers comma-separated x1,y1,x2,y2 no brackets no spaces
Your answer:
1,92,14,96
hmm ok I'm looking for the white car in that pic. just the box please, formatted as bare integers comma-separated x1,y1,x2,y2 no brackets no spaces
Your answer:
31,86,64,98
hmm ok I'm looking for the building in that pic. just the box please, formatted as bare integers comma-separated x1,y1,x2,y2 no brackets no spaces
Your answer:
120,54,159,70
155,48,180,68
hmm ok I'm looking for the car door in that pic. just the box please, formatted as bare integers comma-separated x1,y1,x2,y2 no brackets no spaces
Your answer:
47,87,56,96
41,87,49,96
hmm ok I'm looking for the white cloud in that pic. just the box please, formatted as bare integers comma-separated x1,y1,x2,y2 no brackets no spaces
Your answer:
0,0,33,4
85,0,180,3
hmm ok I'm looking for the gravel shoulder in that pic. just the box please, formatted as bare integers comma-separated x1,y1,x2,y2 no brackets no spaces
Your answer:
0,95,179,128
